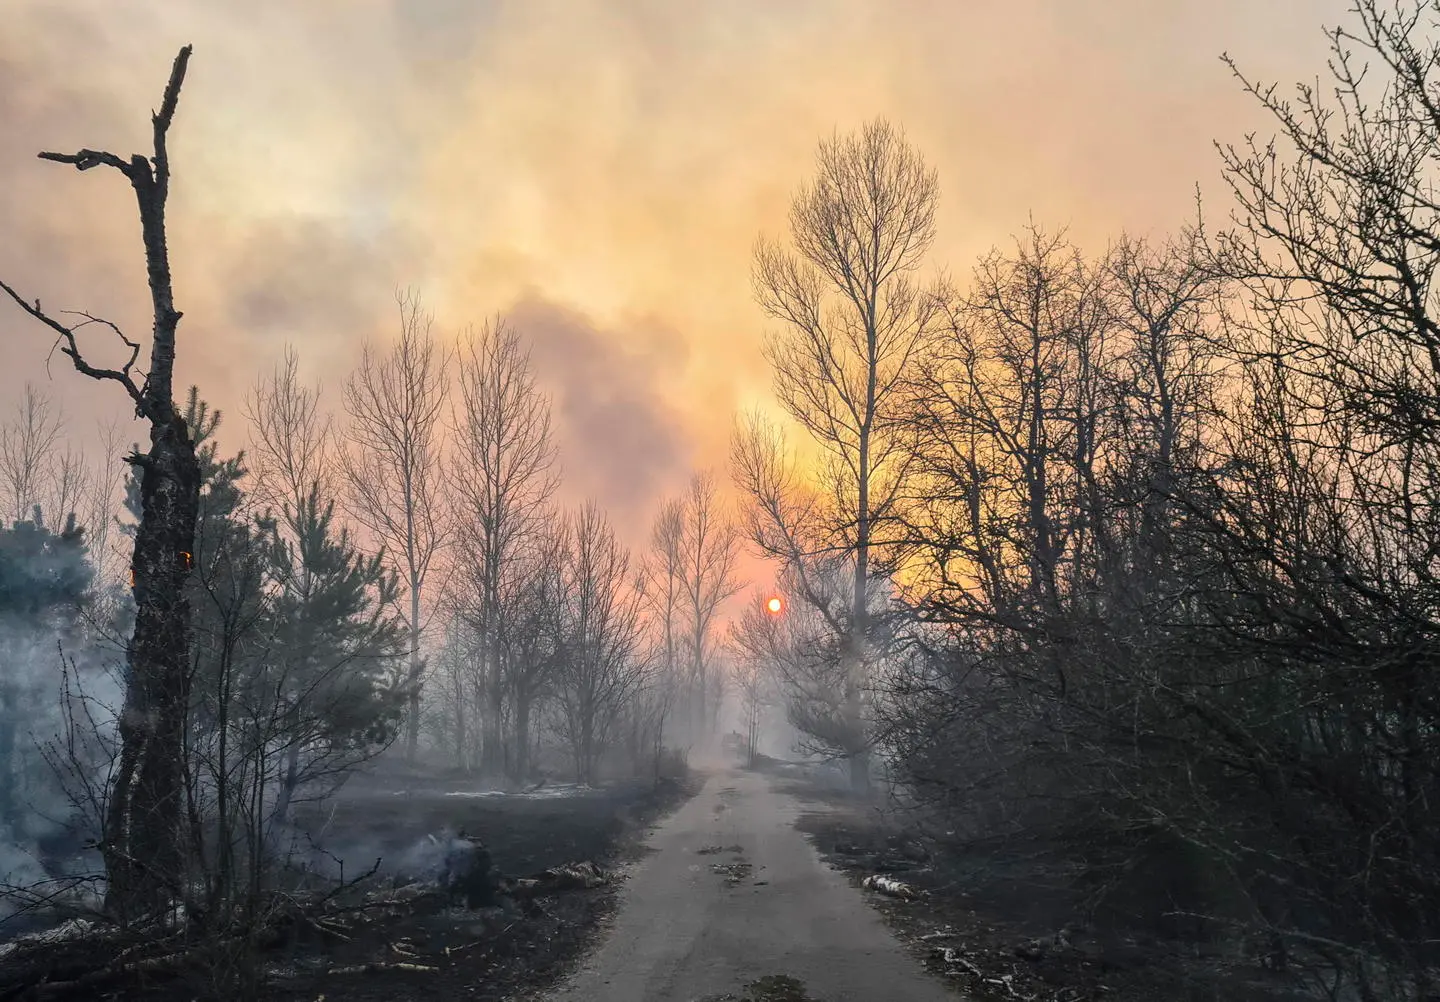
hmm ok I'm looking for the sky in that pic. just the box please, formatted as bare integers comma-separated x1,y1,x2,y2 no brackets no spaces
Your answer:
0,0,1355,550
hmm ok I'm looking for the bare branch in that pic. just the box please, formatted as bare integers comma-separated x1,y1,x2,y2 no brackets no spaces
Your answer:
0,281,144,404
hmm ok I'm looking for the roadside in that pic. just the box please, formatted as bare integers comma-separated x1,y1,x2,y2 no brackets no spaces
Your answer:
786,778,1316,1002
0,771,701,1001
267,770,703,1002
538,767,951,1002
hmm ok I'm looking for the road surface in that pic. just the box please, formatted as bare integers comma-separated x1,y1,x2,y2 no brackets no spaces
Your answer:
543,768,954,1002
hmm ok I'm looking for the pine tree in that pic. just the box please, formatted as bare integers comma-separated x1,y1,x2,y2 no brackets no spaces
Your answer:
262,483,405,824
0,507,95,837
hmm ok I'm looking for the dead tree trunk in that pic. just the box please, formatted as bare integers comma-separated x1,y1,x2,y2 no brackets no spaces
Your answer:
0,46,201,921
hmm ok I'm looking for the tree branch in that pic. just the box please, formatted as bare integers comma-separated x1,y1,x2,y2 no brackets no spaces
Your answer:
0,280,145,406
36,149,133,174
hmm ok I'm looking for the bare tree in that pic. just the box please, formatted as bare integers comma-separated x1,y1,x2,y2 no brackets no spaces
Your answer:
727,591,780,766
731,414,877,764
903,225,1115,642
1173,2,1440,985
50,444,93,531
0,388,122,577
0,46,201,920
0,383,64,525
498,522,568,781
632,499,687,774
746,118,943,791
677,472,742,739
552,503,649,785
86,417,133,597
244,344,333,517
448,317,559,777
642,499,685,684
639,498,685,749
430,616,472,769
243,345,378,826
341,290,450,762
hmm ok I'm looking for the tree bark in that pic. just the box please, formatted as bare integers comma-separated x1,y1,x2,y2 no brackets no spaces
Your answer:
106,230,202,923
0,46,203,920
514,693,531,781
452,661,466,771
479,647,505,778
406,587,421,761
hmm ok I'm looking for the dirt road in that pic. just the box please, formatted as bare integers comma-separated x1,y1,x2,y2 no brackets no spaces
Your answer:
542,769,953,1002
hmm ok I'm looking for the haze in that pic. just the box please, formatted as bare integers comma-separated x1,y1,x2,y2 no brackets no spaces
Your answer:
1,0,1348,534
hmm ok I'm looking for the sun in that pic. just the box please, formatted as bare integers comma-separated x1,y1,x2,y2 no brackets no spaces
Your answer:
766,596,784,615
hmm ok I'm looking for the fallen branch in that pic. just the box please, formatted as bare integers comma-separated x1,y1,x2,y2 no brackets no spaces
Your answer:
328,961,437,975
862,874,924,900
24,945,198,1000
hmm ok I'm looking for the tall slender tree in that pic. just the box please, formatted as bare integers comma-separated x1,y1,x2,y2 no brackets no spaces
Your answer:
742,118,944,790
553,503,648,784
0,46,200,918
642,501,684,694
677,472,742,738
448,317,558,776
341,290,450,762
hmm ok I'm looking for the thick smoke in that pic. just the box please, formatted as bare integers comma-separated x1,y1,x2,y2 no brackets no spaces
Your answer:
508,296,692,532
0,0,1344,495
0,626,121,922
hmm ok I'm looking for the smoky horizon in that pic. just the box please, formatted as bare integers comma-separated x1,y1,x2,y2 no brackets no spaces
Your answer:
2,3,1438,1001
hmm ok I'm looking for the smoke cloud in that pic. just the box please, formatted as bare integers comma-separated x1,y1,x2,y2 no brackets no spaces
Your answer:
1,0,1352,497
506,296,691,533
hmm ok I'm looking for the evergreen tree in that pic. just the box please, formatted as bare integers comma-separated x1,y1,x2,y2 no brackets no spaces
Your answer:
0,507,91,619
263,484,406,823
0,507,95,836
121,390,405,844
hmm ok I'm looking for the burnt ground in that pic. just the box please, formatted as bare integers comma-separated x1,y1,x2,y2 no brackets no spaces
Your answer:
1,769,700,1002
781,776,1320,1002
265,770,701,1002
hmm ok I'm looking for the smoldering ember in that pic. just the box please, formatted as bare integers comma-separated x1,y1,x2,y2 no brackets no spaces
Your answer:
1,2,1439,1000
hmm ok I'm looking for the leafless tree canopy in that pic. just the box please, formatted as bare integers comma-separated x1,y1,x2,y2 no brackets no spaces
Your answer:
551,503,651,785
447,316,559,779
245,345,334,518
341,289,450,761
0,384,64,526
739,118,945,791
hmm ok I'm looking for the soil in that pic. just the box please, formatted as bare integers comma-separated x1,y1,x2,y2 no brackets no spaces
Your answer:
3,767,700,1002
782,777,1321,1002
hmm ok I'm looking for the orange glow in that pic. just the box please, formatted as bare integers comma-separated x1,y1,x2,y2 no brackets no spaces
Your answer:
766,596,784,615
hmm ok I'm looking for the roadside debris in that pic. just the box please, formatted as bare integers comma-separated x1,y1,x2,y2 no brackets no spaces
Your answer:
508,859,610,894
0,918,108,962
933,944,984,977
709,861,755,886
327,960,438,975
861,874,924,900
696,844,743,855
0,848,614,999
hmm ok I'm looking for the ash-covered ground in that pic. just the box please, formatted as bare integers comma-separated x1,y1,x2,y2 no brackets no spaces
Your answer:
782,771,1322,1002
0,763,700,1002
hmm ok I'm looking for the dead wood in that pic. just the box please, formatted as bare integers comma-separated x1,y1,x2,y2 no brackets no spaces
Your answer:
327,961,437,975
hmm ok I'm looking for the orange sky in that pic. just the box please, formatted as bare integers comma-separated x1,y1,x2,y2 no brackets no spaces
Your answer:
0,0,1353,548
